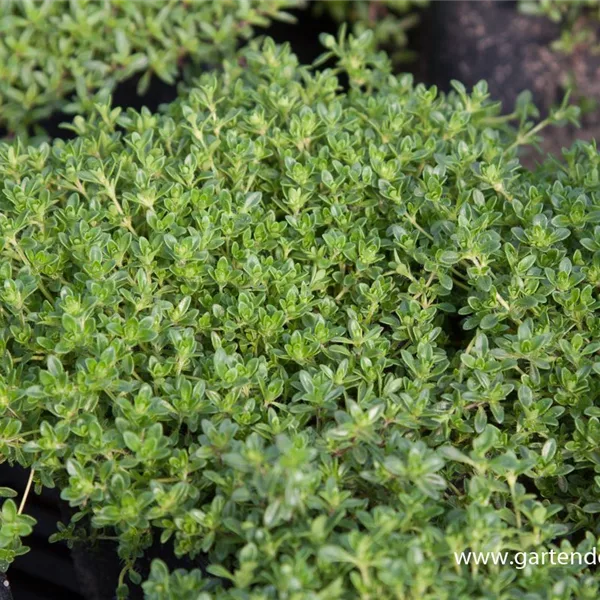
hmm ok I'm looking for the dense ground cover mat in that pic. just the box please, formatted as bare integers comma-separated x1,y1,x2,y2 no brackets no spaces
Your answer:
1,32,600,599
0,0,298,135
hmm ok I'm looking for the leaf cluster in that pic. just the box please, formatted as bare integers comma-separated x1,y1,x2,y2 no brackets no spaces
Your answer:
0,0,299,134
314,0,427,64
0,488,34,573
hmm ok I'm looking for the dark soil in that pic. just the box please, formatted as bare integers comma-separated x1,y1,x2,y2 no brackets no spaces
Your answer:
61,503,210,600
419,0,600,161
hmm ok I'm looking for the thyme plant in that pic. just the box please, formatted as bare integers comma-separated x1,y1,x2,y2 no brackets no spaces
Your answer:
1,31,599,600
314,0,427,64
0,0,299,134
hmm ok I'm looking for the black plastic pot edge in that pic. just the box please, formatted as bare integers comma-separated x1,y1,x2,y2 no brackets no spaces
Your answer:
59,504,210,600
1,573,14,600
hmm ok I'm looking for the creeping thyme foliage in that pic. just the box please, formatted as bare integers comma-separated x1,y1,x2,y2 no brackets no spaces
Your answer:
0,487,34,573
315,0,427,63
0,0,299,134
1,31,599,599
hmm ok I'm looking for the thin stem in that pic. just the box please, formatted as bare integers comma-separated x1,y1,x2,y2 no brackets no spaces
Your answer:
508,475,522,529
450,267,468,281
413,271,436,305
18,469,35,515
335,287,349,302
407,214,434,242
452,278,470,292
469,256,521,323
458,334,478,383
447,480,463,497
495,291,512,314
504,118,551,155
103,170,138,236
